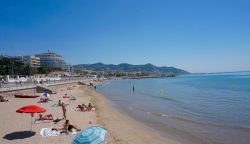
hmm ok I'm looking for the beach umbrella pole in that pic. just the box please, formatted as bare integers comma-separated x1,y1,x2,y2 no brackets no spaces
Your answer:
31,113,33,130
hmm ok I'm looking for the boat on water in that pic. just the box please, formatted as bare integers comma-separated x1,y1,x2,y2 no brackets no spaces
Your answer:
14,94,39,98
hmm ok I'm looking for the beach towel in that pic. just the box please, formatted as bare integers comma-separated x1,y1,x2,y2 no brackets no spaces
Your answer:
37,100,48,103
34,119,53,124
51,103,68,107
50,104,58,107
69,96,76,100
40,128,78,137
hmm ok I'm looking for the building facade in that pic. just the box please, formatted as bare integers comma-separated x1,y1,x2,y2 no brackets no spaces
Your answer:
15,55,40,68
23,56,40,68
35,51,65,69
63,64,74,73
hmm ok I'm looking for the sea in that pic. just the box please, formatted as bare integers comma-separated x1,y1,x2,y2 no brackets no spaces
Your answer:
96,72,250,144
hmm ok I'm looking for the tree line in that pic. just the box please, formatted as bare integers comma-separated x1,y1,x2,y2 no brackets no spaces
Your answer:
0,57,59,76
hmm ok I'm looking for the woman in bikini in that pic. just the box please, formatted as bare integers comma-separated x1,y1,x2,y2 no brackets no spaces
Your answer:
39,114,54,120
52,120,81,132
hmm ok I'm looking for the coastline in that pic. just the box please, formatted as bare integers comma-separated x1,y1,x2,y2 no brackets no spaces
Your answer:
89,88,180,144
0,82,180,144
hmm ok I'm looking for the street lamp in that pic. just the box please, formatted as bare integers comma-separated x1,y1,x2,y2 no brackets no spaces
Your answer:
11,61,14,77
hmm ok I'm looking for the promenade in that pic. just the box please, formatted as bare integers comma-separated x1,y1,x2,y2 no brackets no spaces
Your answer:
0,77,89,93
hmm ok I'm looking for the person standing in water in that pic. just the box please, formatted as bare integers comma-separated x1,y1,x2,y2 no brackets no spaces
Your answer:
133,85,135,91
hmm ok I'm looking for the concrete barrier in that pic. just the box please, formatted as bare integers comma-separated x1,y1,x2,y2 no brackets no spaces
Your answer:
36,85,56,94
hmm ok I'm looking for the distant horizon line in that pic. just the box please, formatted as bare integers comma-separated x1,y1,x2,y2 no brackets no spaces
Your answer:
191,70,250,74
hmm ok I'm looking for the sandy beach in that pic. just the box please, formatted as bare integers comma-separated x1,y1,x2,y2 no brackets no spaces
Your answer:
0,83,180,144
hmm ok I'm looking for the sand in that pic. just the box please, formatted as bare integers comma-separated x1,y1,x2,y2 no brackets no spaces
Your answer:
0,83,180,144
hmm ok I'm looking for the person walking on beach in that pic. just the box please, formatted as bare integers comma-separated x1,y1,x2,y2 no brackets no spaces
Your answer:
61,102,67,119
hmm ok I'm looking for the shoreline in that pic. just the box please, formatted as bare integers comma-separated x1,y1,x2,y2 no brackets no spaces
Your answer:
88,88,180,144
0,82,180,144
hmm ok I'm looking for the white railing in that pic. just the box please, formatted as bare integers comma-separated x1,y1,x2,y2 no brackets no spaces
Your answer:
0,77,89,92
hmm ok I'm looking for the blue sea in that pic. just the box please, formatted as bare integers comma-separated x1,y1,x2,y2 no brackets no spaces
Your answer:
97,72,250,144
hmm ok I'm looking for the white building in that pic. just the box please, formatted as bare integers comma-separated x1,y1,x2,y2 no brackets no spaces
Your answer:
16,55,40,68
35,51,65,69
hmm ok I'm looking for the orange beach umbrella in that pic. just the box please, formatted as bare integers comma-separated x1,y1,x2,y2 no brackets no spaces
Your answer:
16,105,46,113
16,105,46,130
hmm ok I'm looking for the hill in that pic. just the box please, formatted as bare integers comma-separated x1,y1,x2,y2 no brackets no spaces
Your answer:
74,63,189,75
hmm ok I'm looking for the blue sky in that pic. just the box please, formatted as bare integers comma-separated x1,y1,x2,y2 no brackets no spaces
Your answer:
0,0,250,73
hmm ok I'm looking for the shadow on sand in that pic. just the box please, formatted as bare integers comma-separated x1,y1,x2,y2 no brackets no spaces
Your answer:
3,131,36,140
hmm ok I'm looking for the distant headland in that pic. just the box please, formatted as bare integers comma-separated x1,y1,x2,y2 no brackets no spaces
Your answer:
74,63,189,78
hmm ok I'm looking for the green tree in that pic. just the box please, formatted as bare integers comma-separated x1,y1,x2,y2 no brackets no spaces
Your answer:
0,58,25,75
0,65,6,75
21,65,32,75
37,67,49,75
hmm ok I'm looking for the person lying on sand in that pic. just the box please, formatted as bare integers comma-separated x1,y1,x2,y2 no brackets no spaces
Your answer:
88,103,96,109
63,94,70,98
77,104,88,111
39,114,54,120
52,119,81,132
39,97,50,103
78,103,96,112
0,95,8,102
86,103,96,111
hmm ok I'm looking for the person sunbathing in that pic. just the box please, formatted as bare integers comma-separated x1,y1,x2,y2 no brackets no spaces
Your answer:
78,103,95,112
0,96,8,102
88,103,93,108
39,114,54,120
52,119,81,132
63,94,70,98
77,104,88,111
39,97,49,103
87,103,96,111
